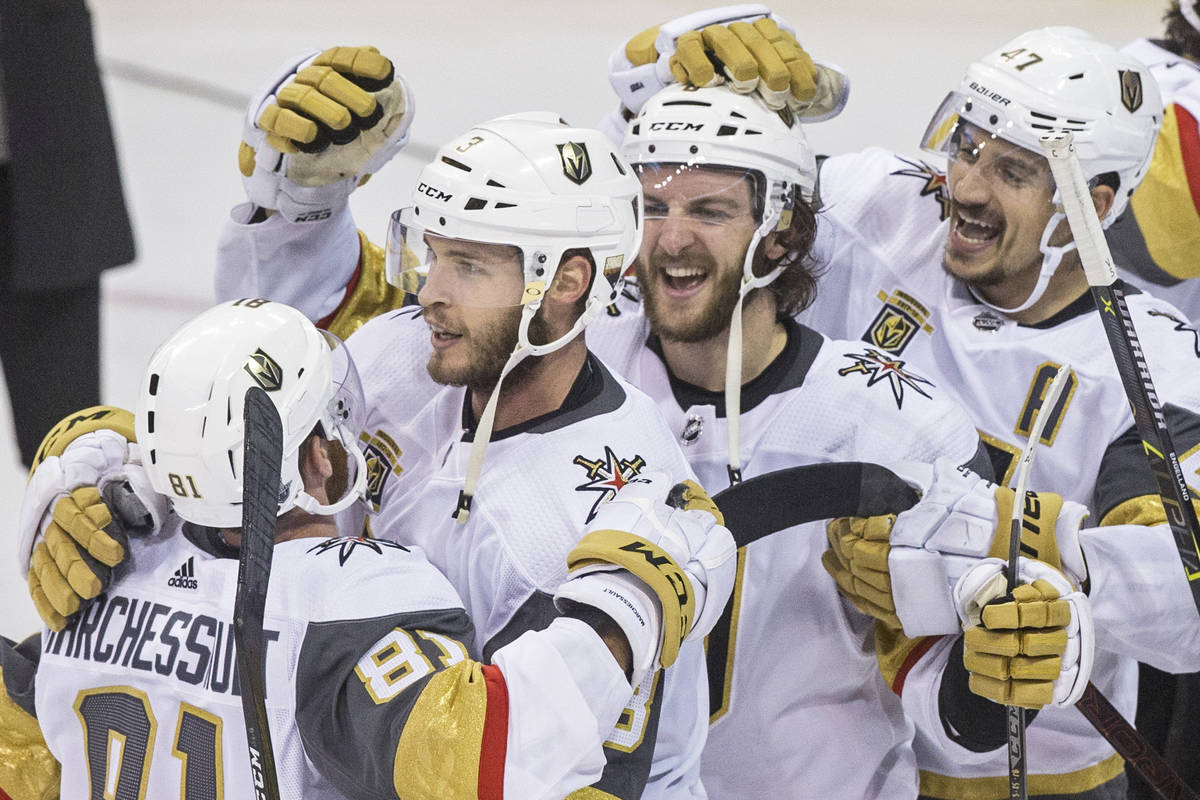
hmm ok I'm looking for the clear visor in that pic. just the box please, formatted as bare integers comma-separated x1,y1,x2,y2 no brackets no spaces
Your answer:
634,162,761,228
320,328,365,438
920,93,1056,198
385,207,539,309
314,328,368,510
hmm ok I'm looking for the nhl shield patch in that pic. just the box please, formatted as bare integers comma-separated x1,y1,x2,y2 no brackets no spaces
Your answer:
558,142,592,185
1119,70,1143,113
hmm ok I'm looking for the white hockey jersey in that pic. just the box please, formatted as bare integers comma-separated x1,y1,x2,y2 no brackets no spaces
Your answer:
345,305,710,799
33,518,637,799
1109,38,1200,320
799,147,1200,797
590,304,986,800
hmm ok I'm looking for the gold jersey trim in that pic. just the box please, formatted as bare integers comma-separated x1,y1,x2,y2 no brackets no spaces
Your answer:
392,660,487,800
0,664,61,800
918,751,1124,799
1099,492,1200,528
566,789,623,800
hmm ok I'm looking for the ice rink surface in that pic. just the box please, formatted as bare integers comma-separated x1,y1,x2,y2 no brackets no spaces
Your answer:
0,1,1165,639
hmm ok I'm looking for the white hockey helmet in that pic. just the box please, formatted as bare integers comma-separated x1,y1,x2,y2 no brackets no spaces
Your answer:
922,26,1162,225
135,299,368,529
920,27,1162,314
623,83,817,245
386,112,643,350
385,113,643,522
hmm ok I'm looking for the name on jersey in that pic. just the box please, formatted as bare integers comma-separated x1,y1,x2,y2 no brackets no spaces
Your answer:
863,289,935,355
43,591,280,698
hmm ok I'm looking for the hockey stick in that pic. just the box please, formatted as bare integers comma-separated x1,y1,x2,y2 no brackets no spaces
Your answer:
1003,362,1072,800
1040,132,1200,800
1040,132,1200,607
713,459,1199,800
711,461,919,547
233,387,283,800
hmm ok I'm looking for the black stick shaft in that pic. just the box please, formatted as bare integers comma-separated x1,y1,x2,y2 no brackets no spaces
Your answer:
234,387,283,800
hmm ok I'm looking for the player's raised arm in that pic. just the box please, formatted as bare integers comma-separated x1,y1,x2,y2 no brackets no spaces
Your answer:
216,45,413,337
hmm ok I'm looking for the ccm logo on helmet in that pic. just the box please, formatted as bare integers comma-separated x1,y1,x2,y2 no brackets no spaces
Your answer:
648,121,704,132
417,182,452,202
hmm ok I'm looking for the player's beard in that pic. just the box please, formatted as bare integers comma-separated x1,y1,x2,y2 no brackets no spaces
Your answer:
637,252,742,343
425,305,548,395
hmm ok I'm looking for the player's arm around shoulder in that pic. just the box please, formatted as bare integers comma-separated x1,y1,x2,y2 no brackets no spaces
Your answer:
288,535,488,799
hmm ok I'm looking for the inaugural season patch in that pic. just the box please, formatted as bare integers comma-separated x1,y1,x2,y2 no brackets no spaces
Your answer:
838,348,935,409
890,156,950,221
863,289,935,355
573,446,646,522
360,429,405,511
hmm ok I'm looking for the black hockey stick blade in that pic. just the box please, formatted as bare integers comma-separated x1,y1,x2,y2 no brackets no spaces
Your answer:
234,387,283,800
712,461,919,548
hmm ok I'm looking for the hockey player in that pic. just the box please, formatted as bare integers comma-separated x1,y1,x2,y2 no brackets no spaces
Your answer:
15,48,733,799
1,298,734,800
1108,1,1200,321
590,83,999,799
602,13,1200,800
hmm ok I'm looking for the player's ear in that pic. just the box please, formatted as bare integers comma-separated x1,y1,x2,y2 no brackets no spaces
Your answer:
299,433,334,493
1089,183,1115,222
763,231,788,261
549,252,592,305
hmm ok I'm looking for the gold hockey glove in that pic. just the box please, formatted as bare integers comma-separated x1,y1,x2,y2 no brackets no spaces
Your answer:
956,558,1093,709
239,46,412,223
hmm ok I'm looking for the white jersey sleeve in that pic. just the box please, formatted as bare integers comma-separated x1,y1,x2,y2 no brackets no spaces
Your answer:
215,200,361,321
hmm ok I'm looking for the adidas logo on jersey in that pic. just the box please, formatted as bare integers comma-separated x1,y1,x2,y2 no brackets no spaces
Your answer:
168,556,198,590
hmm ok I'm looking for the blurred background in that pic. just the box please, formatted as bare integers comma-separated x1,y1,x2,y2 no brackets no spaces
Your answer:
0,0,1165,638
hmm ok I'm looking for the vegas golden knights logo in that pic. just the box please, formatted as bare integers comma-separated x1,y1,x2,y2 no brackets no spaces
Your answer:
244,348,283,392
558,142,592,185
870,310,916,352
1119,70,1143,113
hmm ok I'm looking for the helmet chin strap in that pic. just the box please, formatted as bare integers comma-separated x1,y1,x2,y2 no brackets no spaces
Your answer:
724,210,787,486
968,210,1076,315
291,427,370,516
453,286,604,523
